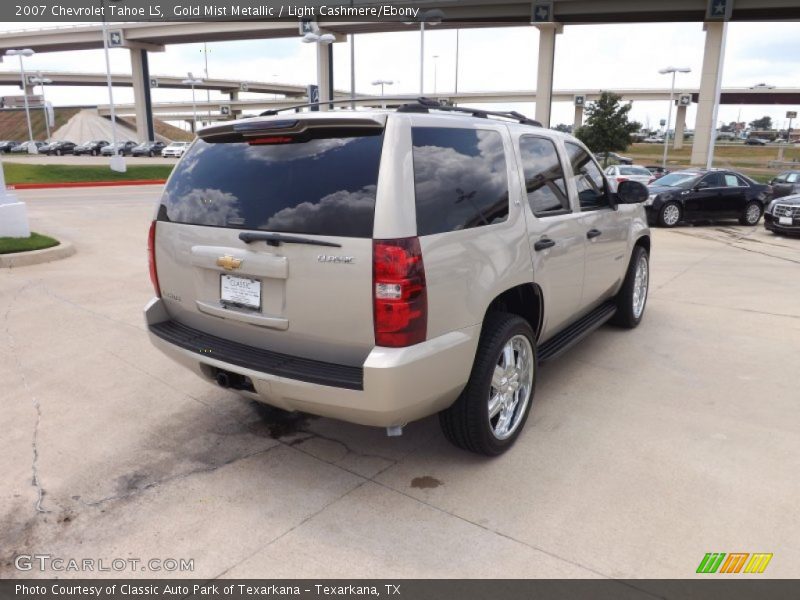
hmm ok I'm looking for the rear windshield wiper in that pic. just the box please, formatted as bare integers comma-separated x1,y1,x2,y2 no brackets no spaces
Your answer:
238,232,342,248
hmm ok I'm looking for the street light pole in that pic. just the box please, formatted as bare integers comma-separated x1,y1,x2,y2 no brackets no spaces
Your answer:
182,73,203,133
99,0,125,172
371,79,393,108
433,55,439,94
31,73,53,141
659,66,691,169
5,49,36,152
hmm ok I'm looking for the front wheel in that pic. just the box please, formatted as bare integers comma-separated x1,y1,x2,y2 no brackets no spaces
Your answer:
658,201,682,227
611,246,649,329
739,201,763,226
440,312,536,456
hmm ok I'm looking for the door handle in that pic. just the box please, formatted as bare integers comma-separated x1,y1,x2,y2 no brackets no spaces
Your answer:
586,229,603,239
534,238,556,251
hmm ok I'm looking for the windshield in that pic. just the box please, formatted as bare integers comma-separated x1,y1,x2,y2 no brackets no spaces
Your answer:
654,172,699,188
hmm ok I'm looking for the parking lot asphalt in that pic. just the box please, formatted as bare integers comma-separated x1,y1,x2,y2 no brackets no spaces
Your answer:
1,186,798,579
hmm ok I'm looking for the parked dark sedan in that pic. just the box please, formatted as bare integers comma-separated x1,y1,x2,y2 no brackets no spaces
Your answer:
40,140,77,156
745,137,769,146
101,141,138,156
131,141,166,157
73,140,110,156
764,194,800,236
645,169,773,227
769,170,800,198
0,140,20,153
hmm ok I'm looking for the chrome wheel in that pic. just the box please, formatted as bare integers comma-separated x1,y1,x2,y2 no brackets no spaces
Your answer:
745,203,761,225
662,203,680,226
488,335,534,440
632,254,649,319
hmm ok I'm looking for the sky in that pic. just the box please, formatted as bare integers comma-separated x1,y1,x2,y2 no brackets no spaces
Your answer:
1,20,798,132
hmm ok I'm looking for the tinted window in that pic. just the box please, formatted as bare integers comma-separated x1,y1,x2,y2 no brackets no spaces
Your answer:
158,132,384,238
656,172,700,188
518,136,569,216
412,127,509,236
701,173,725,187
565,142,608,210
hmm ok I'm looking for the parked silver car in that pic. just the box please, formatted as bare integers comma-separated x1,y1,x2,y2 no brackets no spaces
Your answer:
145,101,651,455
605,164,655,186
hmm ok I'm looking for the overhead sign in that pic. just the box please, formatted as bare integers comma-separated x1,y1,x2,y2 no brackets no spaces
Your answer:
531,1,554,23
574,95,586,107
787,111,797,119
108,29,124,48
150,77,159,88
239,82,249,92
299,18,318,35
220,105,231,116
678,94,692,107
706,0,733,20
660,119,667,127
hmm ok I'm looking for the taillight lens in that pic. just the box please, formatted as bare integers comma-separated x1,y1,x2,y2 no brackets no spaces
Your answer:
373,237,427,347
616,177,629,184
147,220,161,297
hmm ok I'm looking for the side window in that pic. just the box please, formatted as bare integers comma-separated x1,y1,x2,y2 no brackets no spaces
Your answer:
702,173,724,187
723,174,741,187
518,136,570,216
412,127,509,236
564,142,609,210
735,175,750,187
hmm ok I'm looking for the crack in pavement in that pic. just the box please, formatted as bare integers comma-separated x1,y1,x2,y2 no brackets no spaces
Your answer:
2,280,50,514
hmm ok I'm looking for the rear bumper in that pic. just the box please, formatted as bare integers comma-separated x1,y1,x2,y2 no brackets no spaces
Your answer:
144,298,480,428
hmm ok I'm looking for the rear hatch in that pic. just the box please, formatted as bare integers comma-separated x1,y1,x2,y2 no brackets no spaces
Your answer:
152,115,387,366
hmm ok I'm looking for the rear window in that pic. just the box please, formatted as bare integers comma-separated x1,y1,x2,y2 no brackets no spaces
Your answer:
412,127,509,236
158,132,385,238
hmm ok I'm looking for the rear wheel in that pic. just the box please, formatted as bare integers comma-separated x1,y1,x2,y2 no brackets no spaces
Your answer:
440,312,536,456
658,201,682,227
739,201,763,226
610,246,649,329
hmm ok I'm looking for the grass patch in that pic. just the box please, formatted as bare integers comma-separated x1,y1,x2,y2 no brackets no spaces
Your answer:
0,232,60,254
3,162,174,185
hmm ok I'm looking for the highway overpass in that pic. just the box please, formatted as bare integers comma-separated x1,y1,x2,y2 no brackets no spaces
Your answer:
2,0,798,164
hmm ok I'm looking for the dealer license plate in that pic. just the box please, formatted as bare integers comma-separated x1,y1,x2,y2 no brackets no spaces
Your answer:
220,274,261,309
779,216,793,225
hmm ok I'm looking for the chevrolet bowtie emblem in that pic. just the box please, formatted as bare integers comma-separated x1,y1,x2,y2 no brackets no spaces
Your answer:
216,255,243,271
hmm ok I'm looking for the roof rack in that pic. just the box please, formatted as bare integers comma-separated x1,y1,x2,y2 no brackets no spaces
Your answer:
258,96,542,127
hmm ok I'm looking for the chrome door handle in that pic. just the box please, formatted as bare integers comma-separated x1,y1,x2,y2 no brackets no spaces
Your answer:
586,229,603,239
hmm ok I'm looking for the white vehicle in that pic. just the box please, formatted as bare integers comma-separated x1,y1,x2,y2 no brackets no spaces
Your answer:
161,142,191,158
642,136,665,144
604,165,655,186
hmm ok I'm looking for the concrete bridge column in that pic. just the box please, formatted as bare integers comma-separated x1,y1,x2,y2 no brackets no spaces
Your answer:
691,21,727,166
317,43,333,111
534,24,561,128
130,49,155,141
573,105,584,131
229,90,242,118
674,103,687,150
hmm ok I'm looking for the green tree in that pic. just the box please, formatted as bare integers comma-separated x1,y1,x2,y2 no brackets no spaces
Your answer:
552,123,572,133
574,91,640,166
749,115,773,130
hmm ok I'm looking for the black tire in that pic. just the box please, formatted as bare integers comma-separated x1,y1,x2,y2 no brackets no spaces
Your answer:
739,201,763,226
610,246,649,329
658,201,682,227
439,312,536,456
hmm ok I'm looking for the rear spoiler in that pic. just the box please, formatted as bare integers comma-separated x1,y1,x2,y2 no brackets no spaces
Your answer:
198,116,386,143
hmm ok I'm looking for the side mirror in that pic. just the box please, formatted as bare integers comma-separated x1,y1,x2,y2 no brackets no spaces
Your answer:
616,180,648,204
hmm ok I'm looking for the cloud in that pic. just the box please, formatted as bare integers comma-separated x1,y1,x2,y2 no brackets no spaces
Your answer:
261,185,376,236
164,187,241,226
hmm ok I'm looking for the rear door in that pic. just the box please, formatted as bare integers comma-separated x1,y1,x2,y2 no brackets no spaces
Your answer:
719,172,748,216
153,116,387,366
515,134,585,337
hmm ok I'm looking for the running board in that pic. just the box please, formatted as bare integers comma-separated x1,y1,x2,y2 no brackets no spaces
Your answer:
537,301,617,364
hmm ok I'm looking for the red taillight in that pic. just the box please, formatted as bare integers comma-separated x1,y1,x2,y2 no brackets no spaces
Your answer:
373,237,427,347
147,220,161,298
248,136,294,145
616,177,629,184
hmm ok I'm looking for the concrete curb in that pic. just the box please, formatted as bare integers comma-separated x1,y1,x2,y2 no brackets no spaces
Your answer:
0,240,76,268
8,180,166,190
